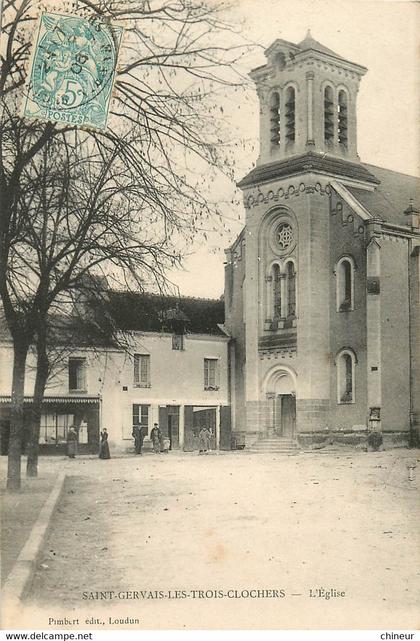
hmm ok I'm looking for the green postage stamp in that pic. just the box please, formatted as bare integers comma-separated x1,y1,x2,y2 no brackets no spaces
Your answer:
22,12,123,131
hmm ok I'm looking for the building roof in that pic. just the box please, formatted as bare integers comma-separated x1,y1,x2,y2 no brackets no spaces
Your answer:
297,30,345,60
236,156,419,231
347,164,420,227
237,152,380,189
0,292,226,349
0,309,118,347
260,32,366,73
108,291,225,336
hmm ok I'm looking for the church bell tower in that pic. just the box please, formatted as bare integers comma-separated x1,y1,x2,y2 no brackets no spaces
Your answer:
226,32,381,448
251,31,367,165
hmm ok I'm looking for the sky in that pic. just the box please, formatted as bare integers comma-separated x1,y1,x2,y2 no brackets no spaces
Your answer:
168,0,420,299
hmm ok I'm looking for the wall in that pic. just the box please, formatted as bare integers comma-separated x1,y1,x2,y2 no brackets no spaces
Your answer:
117,332,229,448
409,244,420,440
328,191,368,430
233,173,335,441
0,331,229,451
225,233,247,437
380,235,411,433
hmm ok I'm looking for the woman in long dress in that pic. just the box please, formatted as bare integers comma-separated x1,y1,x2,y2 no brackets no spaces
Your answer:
66,426,78,458
150,423,162,454
99,428,111,459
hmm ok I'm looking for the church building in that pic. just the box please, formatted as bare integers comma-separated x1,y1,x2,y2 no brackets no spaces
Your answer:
225,32,420,450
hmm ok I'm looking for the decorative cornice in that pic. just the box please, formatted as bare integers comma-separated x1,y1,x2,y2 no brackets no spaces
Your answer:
295,51,366,78
244,181,331,209
238,153,380,191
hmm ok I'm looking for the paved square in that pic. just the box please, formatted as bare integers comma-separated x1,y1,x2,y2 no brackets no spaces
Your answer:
18,450,420,628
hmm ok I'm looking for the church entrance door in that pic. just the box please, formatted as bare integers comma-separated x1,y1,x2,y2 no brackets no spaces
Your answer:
276,394,296,437
264,366,297,439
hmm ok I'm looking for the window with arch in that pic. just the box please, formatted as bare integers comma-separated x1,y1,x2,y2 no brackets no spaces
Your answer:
285,87,295,143
336,256,355,312
338,90,348,146
337,349,356,404
270,92,281,146
324,86,334,144
272,264,282,319
285,261,296,317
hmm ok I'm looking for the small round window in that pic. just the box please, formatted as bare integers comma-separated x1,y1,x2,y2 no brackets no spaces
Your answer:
276,222,294,250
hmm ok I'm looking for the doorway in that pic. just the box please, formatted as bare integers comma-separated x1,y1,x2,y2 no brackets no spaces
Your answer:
159,405,180,450
167,406,179,450
264,366,297,439
275,394,296,437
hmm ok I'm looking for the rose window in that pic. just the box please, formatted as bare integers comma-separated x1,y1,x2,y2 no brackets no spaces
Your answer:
276,223,293,249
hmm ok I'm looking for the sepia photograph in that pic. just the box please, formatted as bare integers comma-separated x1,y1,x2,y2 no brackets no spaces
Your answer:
0,0,419,635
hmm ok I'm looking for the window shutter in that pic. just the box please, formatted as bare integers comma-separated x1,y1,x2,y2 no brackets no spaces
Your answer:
210,360,216,387
134,355,139,384
324,86,334,144
204,359,209,388
133,404,140,425
338,91,348,145
285,87,295,142
140,355,150,385
270,92,280,145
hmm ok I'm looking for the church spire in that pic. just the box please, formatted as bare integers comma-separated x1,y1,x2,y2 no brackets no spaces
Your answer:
250,34,367,165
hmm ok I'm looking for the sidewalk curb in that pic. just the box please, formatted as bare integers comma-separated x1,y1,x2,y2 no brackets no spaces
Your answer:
1,471,66,614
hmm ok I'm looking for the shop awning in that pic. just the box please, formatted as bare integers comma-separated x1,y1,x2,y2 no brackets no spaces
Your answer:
0,395,101,405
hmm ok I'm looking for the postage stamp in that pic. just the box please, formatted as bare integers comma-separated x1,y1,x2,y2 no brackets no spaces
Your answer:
22,12,123,131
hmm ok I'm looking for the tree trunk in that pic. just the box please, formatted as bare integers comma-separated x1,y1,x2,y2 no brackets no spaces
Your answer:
26,352,49,478
7,341,29,491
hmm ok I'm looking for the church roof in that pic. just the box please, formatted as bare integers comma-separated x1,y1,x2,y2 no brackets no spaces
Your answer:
297,30,345,60
262,31,366,72
347,164,420,227
237,152,380,189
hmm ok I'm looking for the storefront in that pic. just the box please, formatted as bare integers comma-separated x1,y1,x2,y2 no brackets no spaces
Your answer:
0,395,101,455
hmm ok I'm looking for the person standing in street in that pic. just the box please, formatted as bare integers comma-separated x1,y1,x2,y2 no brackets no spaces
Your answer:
150,423,162,454
198,426,211,454
99,428,111,459
66,425,78,458
132,424,144,455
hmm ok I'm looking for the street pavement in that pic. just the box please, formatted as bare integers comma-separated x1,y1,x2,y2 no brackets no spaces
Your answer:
11,449,420,628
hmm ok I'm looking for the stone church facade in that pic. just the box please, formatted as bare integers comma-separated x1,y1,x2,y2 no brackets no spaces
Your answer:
224,33,420,449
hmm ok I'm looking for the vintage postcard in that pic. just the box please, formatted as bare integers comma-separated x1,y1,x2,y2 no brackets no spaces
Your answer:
0,0,419,635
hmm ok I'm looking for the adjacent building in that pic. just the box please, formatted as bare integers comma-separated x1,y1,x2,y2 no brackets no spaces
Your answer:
0,292,231,454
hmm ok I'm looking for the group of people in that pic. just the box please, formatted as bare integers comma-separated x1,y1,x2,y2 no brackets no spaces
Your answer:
66,425,110,459
134,423,171,454
66,422,214,458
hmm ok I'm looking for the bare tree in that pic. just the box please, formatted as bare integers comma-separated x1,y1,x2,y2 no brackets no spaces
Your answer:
0,0,249,489
25,275,122,477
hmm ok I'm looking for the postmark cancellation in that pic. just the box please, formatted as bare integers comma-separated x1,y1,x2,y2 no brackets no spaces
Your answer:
22,12,123,131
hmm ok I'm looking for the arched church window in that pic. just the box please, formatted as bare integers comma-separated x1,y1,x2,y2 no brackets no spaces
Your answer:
285,87,295,143
270,92,281,146
338,90,348,146
272,264,282,319
336,256,355,311
337,349,356,403
324,86,334,144
285,261,296,317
